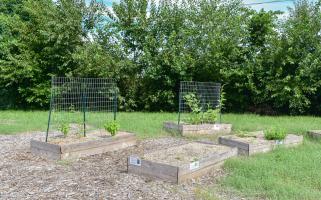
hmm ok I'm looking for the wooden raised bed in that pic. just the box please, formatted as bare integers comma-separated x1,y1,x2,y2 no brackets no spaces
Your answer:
307,130,321,139
163,121,232,136
127,142,237,183
31,131,136,160
219,133,303,156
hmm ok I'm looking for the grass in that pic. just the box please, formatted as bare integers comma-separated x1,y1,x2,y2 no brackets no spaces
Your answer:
2,111,321,136
2,110,321,199
221,139,321,200
0,111,178,138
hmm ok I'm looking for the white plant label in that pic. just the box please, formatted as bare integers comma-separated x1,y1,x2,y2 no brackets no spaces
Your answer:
129,156,141,166
190,161,200,170
214,124,220,130
275,140,284,145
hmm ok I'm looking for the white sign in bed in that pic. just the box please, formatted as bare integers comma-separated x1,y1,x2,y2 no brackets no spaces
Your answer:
275,140,284,145
190,161,200,170
129,156,141,166
214,124,220,130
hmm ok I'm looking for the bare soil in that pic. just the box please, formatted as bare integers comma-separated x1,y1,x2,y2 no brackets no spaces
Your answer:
48,130,131,145
143,142,233,166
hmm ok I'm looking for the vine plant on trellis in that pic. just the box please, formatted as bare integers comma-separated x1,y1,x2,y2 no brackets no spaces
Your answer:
45,77,117,142
178,81,222,125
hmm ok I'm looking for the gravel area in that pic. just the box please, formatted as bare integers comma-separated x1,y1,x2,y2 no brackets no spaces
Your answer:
0,132,240,200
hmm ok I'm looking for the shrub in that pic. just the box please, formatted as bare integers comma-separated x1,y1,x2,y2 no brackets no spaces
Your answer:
104,120,120,136
264,129,287,140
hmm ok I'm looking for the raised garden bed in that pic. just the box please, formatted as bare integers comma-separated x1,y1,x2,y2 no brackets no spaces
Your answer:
163,121,232,136
219,132,303,156
307,130,321,139
31,131,136,160
127,142,237,183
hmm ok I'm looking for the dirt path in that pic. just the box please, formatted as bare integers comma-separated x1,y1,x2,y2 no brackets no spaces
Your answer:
0,133,238,200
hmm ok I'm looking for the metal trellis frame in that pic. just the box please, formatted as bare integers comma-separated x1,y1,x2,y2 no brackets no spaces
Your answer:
45,77,117,142
178,81,221,125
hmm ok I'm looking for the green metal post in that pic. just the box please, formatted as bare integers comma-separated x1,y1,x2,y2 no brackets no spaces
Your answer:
82,83,86,137
45,103,53,142
219,85,222,124
113,85,117,121
45,77,54,142
178,83,182,124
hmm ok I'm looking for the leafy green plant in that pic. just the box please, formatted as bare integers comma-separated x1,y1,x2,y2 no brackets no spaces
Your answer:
203,105,220,123
104,120,120,136
264,129,287,140
59,123,69,137
184,93,202,124
219,84,226,111
184,93,201,113
184,92,223,124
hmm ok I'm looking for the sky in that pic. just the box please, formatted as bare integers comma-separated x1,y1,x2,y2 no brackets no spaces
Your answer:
243,0,294,12
98,0,317,13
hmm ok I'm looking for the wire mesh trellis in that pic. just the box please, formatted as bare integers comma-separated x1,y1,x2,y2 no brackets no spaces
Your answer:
46,77,117,142
178,81,221,124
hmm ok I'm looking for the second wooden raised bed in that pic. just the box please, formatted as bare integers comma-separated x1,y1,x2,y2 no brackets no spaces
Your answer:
219,133,303,156
163,121,232,136
127,142,237,183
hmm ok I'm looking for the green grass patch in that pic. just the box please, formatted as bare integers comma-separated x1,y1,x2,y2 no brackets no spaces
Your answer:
222,139,321,200
2,111,321,137
0,110,48,134
223,113,321,134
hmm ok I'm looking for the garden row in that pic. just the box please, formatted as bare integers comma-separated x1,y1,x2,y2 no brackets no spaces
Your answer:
30,114,317,184
29,79,315,184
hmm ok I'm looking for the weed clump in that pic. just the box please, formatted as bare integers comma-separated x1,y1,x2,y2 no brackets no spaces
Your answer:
264,129,287,140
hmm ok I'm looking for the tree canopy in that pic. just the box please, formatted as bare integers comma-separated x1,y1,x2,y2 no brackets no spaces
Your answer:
1,0,321,114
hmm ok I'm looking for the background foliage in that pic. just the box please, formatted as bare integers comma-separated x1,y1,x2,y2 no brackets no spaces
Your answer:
1,0,321,114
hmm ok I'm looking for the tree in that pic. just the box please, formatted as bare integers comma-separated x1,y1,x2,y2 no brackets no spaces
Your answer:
0,0,104,108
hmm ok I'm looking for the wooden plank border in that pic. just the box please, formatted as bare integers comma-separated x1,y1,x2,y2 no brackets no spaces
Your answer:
127,143,237,183
163,121,232,136
31,132,137,160
219,134,303,156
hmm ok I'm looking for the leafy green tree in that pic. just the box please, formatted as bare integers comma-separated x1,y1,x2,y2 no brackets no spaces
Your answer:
260,0,321,114
0,0,104,108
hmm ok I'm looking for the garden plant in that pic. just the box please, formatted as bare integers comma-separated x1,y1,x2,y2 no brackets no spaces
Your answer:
104,120,120,136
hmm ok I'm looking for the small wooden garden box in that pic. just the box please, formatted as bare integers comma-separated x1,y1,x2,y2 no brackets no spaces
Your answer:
163,121,232,136
31,132,136,160
127,142,237,183
307,130,321,139
219,133,303,156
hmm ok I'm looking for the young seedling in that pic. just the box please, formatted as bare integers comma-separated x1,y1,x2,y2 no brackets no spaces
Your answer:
59,123,69,137
104,120,120,136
